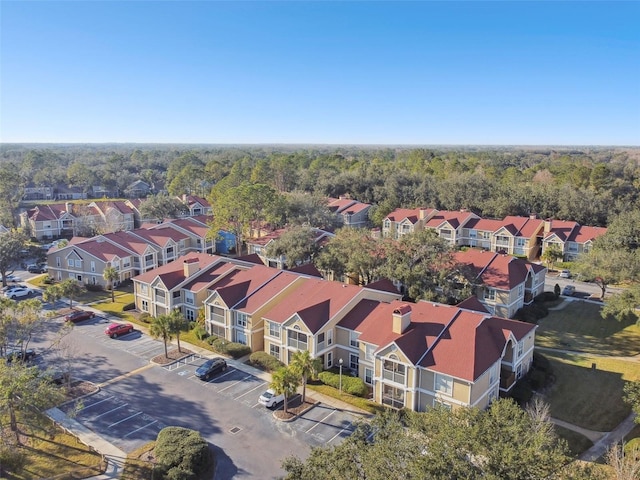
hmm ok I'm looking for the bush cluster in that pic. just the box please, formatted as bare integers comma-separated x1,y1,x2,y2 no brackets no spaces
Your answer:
511,353,554,405
207,337,251,359
249,351,285,372
317,371,368,397
513,302,549,324
154,427,213,480
85,284,103,292
139,312,152,323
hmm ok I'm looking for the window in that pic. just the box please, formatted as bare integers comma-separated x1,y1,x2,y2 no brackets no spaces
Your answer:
496,235,509,245
56,257,61,267
287,328,308,351
75,260,81,267
186,309,195,321
469,229,477,238
349,353,359,371
382,356,406,385
317,332,325,351
327,329,333,345
326,351,333,368
516,238,526,247
517,341,524,358
364,368,373,385
382,384,405,409
235,330,247,345
518,284,524,296
235,312,248,327
486,288,496,301
76,274,82,282
210,305,225,322
365,344,375,361
440,228,452,238
140,284,148,295
268,322,281,339
166,246,174,257
68,259,74,267
90,261,95,272
209,323,225,338
173,290,182,299
269,344,280,360
489,364,498,385
349,331,359,348
435,373,453,396
516,363,523,379
123,259,130,268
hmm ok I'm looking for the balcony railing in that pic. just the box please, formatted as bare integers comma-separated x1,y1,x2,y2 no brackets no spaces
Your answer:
500,371,516,390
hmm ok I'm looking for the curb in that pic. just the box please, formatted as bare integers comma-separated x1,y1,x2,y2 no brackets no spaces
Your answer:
60,380,101,407
273,400,321,422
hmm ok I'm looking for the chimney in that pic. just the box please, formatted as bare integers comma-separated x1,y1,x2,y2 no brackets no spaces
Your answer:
419,208,431,220
392,304,411,334
544,219,552,233
529,213,537,220
65,202,72,213
183,258,200,277
182,194,188,203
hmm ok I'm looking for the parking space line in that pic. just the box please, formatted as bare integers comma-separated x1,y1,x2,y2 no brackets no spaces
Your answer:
234,381,266,399
218,374,254,392
306,410,336,434
327,421,353,444
123,420,157,438
94,403,128,419
108,411,142,428
78,395,115,412
205,369,235,384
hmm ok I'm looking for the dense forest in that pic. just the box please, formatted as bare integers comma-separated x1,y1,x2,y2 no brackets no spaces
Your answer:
1,144,639,229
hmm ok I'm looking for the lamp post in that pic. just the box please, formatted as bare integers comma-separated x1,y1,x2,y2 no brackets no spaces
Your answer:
339,358,343,394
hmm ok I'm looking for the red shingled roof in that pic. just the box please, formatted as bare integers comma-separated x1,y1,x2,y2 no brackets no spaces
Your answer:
384,208,423,224
544,220,579,242
455,249,544,290
210,265,282,308
424,210,476,229
133,253,221,289
568,225,607,243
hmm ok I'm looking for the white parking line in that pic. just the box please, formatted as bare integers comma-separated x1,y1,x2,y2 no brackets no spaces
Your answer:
108,411,142,428
205,369,235,384
219,374,254,392
78,396,115,412
234,381,266,399
306,410,336,434
123,420,157,438
327,421,353,444
94,403,128,419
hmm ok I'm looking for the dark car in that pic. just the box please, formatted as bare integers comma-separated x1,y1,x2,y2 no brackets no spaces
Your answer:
65,309,96,323
195,357,227,381
104,322,134,338
27,264,47,274
3,347,37,363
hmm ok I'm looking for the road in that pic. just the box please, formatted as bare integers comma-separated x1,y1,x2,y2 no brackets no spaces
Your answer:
544,272,624,300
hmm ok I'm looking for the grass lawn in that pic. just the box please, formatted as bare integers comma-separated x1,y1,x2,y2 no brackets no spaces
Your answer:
543,352,638,431
91,291,136,320
2,422,104,479
536,301,640,357
554,425,593,457
121,442,155,480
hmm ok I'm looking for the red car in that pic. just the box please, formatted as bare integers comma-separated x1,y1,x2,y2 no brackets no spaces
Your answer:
104,323,134,338
65,310,96,323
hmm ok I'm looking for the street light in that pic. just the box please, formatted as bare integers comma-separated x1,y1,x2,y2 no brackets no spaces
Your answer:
339,358,343,394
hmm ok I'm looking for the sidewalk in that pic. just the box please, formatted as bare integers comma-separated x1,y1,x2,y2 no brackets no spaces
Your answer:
579,412,637,461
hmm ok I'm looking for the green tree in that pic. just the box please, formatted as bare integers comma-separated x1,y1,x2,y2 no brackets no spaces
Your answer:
139,194,189,222
149,314,173,358
0,231,27,288
282,191,339,230
289,350,321,405
102,266,119,303
264,226,321,269
168,309,187,353
316,227,385,284
270,367,300,414
602,284,640,323
57,279,86,308
541,243,564,271
623,381,640,423
554,283,561,298
0,360,66,443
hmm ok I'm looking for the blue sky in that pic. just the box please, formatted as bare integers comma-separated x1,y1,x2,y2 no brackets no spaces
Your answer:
1,1,638,145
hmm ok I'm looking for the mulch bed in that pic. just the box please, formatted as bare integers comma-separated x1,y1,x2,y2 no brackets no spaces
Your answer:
64,380,99,400
273,395,317,420
151,348,194,365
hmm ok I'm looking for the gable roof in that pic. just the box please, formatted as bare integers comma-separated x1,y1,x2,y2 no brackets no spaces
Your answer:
568,225,607,243
424,210,477,229
210,265,283,308
132,253,221,290
454,249,545,290
544,220,579,242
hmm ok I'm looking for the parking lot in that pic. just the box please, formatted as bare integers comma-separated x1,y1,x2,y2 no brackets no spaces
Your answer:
40,306,366,454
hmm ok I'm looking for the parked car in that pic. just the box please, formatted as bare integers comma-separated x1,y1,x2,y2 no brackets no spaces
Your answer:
105,323,134,338
195,357,227,381
559,269,571,278
27,263,48,274
1,274,20,283
2,284,24,293
65,309,96,323
562,285,576,296
3,347,37,363
4,286,35,299
258,389,285,408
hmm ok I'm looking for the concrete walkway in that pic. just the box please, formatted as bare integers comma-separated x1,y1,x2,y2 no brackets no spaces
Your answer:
550,417,605,443
579,412,637,461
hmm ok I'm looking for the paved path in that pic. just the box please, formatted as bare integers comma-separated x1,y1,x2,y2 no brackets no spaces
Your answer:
579,412,637,461
550,418,605,443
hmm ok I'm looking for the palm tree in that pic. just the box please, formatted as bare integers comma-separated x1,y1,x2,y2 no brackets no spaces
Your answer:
290,350,322,404
149,314,173,358
42,284,63,305
58,279,85,308
102,266,119,302
270,367,300,414
168,309,186,352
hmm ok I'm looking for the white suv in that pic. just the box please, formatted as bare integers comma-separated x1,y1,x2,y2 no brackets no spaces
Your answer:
258,389,285,408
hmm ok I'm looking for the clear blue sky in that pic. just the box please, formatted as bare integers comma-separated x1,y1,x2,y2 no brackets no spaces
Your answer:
1,1,638,145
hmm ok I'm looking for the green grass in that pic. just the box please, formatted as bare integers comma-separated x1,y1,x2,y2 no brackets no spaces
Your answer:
121,442,156,480
544,352,635,431
307,384,383,415
554,425,594,456
91,291,135,320
536,301,640,356
2,421,105,479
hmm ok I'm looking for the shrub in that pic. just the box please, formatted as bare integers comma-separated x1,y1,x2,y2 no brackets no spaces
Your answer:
139,312,152,324
154,427,213,480
249,351,285,372
122,302,136,311
535,291,558,303
85,284,103,292
193,324,208,340
208,337,250,358
513,302,549,324
317,371,368,397
43,275,54,285
510,380,533,405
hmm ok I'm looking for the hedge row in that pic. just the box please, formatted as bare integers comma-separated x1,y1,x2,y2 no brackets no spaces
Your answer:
207,337,251,359
154,426,213,480
248,351,285,372
317,371,368,397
